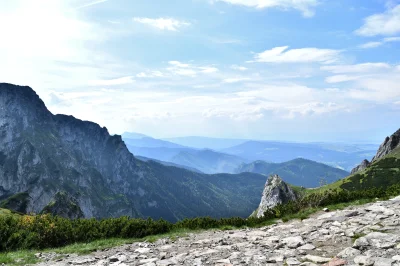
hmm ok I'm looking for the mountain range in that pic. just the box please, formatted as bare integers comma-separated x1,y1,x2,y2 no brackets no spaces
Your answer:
235,158,349,188
123,134,378,172
0,83,269,221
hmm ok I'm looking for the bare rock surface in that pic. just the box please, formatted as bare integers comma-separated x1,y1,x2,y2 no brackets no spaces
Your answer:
35,196,400,266
255,175,298,218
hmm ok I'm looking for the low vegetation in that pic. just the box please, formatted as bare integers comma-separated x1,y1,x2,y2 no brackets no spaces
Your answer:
2,184,400,255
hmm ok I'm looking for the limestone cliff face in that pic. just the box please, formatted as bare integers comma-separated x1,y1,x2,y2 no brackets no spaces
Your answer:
255,175,298,218
0,83,267,221
351,129,400,175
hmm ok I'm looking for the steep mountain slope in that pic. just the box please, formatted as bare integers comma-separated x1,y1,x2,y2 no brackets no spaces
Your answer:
235,158,349,188
321,128,400,192
222,141,377,171
351,129,400,175
0,83,268,221
170,149,247,174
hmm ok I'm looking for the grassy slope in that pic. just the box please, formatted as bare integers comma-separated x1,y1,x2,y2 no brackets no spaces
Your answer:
308,147,400,194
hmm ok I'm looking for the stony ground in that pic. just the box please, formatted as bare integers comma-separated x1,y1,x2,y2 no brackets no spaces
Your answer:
35,196,400,266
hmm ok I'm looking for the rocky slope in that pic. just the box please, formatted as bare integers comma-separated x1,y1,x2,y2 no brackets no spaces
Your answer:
254,175,298,218
35,196,400,266
0,83,268,221
351,128,400,174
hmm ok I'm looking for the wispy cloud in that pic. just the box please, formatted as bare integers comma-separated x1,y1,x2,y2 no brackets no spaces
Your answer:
212,0,319,17
321,63,391,73
231,65,248,71
355,4,400,36
250,46,341,64
133,17,190,31
167,61,219,77
76,0,109,9
88,76,135,86
359,36,400,49
222,77,251,83
358,41,383,49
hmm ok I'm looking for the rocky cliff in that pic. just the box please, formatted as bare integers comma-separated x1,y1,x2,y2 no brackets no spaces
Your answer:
255,175,298,218
351,129,400,174
0,83,268,221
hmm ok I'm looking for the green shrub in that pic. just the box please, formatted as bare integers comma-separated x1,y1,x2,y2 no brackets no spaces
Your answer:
1,183,400,252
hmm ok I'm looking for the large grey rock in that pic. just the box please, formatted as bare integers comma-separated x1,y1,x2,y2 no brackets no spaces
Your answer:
282,236,305,249
255,175,298,218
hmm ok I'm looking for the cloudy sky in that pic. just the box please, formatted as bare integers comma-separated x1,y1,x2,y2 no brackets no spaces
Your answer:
0,0,399,142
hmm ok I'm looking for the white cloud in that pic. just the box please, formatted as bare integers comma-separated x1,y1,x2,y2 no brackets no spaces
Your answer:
199,67,219,73
213,0,319,17
88,76,135,86
223,77,251,83
231,65,248,71
325,75,362,83
348,74,400,102
355,4,400,36
384,36,400,42
133,17,190,31
358,41,383,49
359,36,400,49
321,63,391,73
76,0,109,9
251,46,341,64
136,71,165,78
166,61,219,77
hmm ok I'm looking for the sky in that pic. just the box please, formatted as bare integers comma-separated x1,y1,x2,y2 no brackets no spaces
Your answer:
0,0,399,143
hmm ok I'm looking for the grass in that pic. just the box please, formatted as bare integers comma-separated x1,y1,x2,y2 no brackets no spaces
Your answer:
279,198,377,223
0,251,39,266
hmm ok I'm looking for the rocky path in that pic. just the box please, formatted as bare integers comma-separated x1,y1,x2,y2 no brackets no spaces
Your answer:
36,197,400,266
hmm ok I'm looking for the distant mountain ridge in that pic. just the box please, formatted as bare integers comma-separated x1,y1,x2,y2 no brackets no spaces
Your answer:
222,141,377,171
235,158,349,188
0,83,269,221
170,149,248,174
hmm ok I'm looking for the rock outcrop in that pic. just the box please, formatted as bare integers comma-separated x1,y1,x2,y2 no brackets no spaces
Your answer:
351,129,400,175
372,128,400,161
350,159,371,175
255,175,298,218
35,195,400,266
0,83,267,221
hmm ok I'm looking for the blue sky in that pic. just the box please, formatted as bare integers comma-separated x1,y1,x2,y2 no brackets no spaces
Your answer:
0,0,399,143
